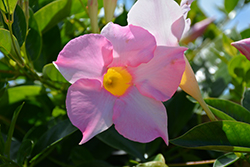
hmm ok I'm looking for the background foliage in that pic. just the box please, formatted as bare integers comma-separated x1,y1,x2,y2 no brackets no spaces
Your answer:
1,0,250,166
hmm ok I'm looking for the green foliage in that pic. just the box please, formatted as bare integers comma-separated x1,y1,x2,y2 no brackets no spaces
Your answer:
0,0,250,166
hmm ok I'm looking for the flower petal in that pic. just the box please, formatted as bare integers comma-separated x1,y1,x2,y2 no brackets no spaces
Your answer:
131,46,186,101
113,86,168,144
66,79,116,144
101,22,156,67
127,0,185,46
180,0,194,35
231,38,250,61
54,34,113,84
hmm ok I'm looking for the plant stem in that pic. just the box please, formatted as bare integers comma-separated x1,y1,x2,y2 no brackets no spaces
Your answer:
168,159,216,166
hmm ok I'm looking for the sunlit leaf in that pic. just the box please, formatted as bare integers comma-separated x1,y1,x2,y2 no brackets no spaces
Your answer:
34,0,84,33
205,98,250,123
42,63,68,83
224,0,239,13
170,120,250,153
222,34,237,57
213,152,240,167
0,85,43,107
0,0,18,14
0,28,23,66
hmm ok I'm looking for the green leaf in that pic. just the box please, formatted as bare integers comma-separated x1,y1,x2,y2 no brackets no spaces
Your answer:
213,152,240,167
0,85,43,107
240,28,250,39
170,120,250,153
30,119,77,163
0,125,5,155
34,0,73,33
96,126,145,160
0,0,18,14
224,0,239,13
0,28,22,65
42,63,67,83
17,139,34,165
25,9,42,60
208,105,236,121
136,155,167,167
222,34,237,57
12,4,27,47
4,102,24,158
205,98,250,123
242,89,250,111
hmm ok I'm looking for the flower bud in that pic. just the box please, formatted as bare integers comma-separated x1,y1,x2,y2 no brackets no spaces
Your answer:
103,0,117,23
88,0,99,33
180,57,217,121
181,18,214,45
231,38,250,61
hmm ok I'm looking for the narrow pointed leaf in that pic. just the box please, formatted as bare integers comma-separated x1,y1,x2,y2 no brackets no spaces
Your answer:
4,102,24,157
17,139,33,165
205,98,250,123
170,120,250,153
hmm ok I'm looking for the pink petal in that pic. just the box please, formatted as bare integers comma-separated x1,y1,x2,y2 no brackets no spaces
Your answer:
180,0,194,35
113,86,168,144
54,34,113,84
127,0,186,46
231,38,250,61
66,79,116,144
101,22,156,67
130,46,187,101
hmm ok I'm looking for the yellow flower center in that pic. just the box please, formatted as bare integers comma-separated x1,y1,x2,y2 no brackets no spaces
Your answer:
103,67,132,96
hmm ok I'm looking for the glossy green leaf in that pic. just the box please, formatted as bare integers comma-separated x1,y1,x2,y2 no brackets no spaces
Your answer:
205,98,250,123
25,9,42,60
42,63,67,83
242,89,250,111
224,0,239,13
34,0,84,33
12,5,26,47
0,0,18,14
208,105,236,121
240,28,250,39
213,152,240,167
4,102,24,158
0,85,43,107
170,120,250,153
17,139,33,165
30,119,77,163
0,28,23,65
97,126,145,160
164,91,195,138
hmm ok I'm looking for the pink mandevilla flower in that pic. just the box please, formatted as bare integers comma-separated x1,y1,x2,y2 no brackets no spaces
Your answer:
231,38,250,61
54,0,192,145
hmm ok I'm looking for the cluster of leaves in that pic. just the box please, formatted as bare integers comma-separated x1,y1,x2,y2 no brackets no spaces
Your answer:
1,0,250,166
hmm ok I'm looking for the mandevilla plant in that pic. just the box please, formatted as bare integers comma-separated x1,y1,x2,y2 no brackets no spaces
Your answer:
0,0,250,167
